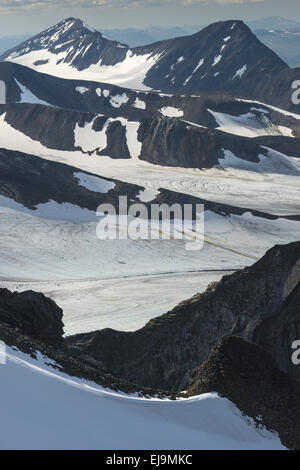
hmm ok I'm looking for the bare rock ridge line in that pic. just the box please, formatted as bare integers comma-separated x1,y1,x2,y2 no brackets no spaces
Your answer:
0,148,143,211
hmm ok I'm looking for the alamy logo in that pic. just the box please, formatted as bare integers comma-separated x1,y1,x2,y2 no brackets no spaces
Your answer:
0,80,6,105
96,197,205,251
0,341,6,365
292,340,300,365
291,80,300,105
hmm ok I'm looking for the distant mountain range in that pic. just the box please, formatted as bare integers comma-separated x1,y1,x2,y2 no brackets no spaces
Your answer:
248,16,300,32
0,34,34,56
102,18,300,67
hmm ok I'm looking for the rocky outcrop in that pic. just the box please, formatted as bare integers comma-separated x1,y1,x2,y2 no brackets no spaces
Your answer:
187,335,300,450
138,116,268,168
0,288,64,345
0,285,168,396
66,242,300,391
253,274,300,382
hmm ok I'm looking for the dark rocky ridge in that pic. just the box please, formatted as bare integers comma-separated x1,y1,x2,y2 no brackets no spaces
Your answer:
0,288,64,346
138,21,289,99
2,102,296,173
138,117,269,169
1,18,299,113
0,317,167,399
66,242,300,391
186,335,300,450
0,148,143,211
153,188,300,222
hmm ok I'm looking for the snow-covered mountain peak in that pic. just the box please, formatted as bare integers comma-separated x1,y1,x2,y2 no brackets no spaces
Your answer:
18,17,99,51
1,17,130,74
193,19,245,36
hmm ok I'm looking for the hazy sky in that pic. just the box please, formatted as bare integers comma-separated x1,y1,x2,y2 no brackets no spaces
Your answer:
0,0,299,35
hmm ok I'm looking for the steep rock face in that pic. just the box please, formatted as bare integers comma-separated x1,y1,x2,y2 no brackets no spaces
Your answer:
140,21,287,95
187,336,300,450
138,116,267,168
0,288,64,345
253,276,300,382
0,103,137,159
2,104,85,151
66,242,300,391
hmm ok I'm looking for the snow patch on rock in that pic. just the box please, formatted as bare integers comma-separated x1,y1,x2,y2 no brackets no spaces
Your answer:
212,55,222,67
109,93,129,108
15,79,51,106
160,106,184,118
74,172,115,194
133,97,146,110
232,65,247,79
76,86,89,94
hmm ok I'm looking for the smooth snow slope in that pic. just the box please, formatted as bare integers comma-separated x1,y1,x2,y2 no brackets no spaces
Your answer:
5,49,161,90
0,347,285,450
208,109,295,138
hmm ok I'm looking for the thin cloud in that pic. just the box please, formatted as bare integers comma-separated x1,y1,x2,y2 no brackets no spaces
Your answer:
0,0,264,14
184,0,264,4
